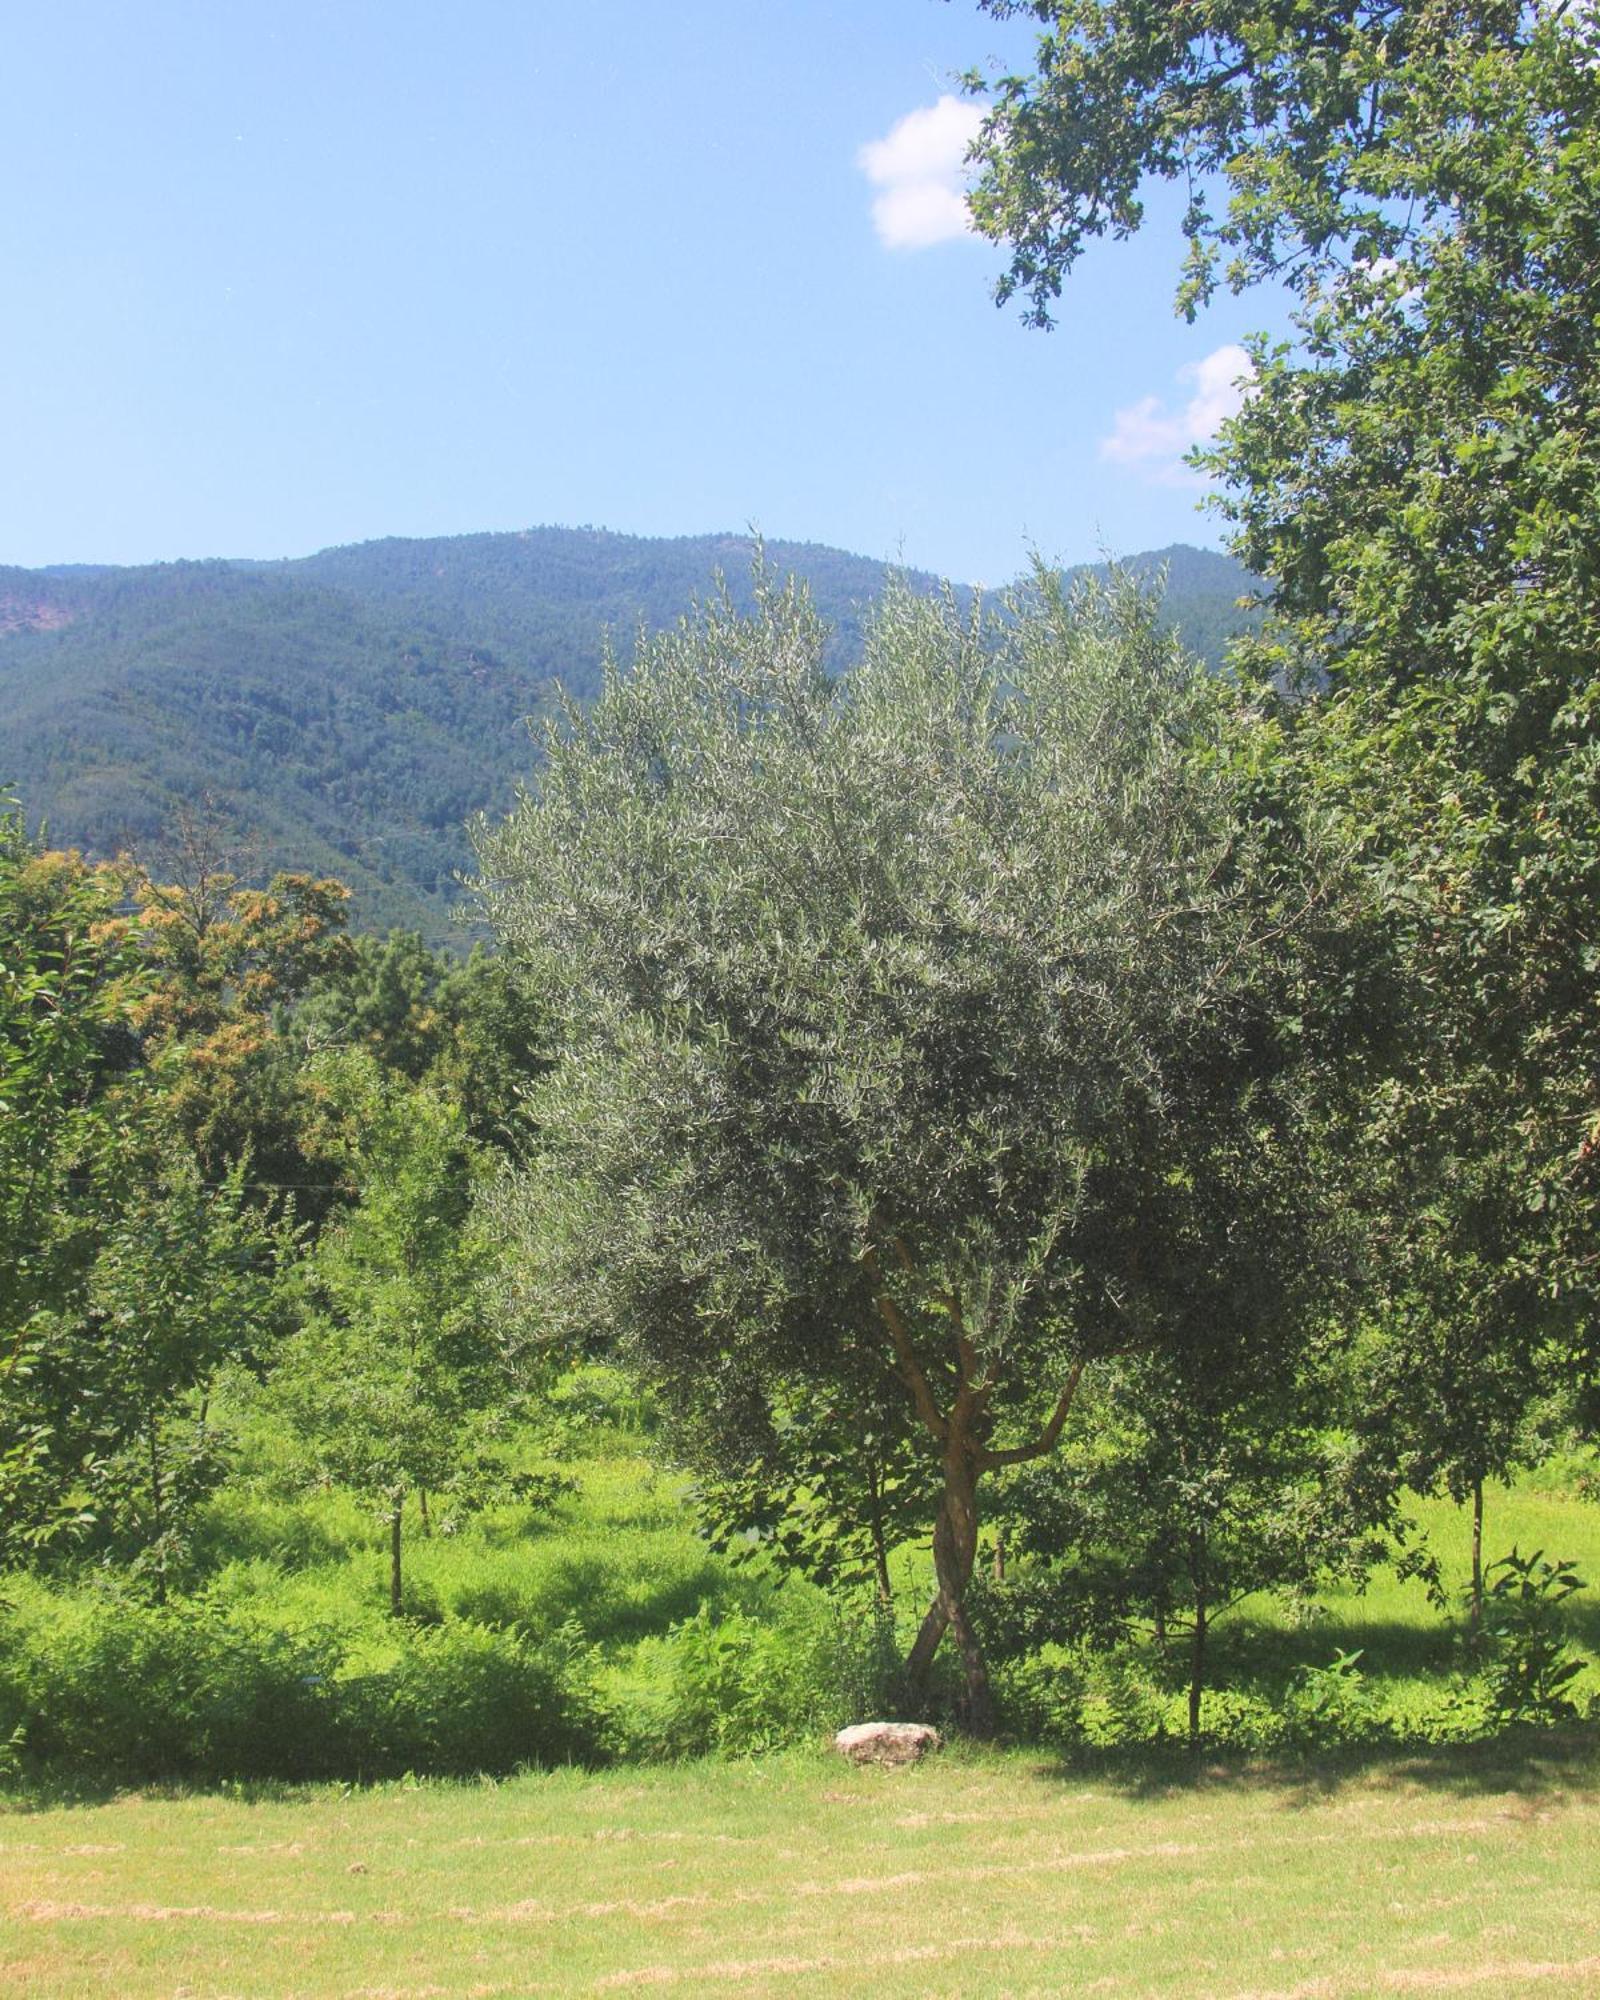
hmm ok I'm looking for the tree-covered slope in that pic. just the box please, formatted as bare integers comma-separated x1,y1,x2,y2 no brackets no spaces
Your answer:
0,528,1254,937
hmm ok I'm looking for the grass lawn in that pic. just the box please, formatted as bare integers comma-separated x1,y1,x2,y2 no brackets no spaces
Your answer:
5,1738,1600,1998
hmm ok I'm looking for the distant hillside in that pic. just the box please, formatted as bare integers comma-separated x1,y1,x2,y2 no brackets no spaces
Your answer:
0,528,1256,938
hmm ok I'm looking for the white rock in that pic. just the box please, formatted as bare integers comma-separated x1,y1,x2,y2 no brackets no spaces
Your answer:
833,1721,941,1767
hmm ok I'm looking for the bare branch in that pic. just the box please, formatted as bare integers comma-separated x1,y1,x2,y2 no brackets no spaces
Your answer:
976,1357,1086,1471
865,1247,947,1443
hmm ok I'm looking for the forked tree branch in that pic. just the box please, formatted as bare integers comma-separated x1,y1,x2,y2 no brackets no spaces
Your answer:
976,1357,1087,1471
865,1246,948,1443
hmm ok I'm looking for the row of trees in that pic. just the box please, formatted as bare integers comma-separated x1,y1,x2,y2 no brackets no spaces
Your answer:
7,519,1569,1737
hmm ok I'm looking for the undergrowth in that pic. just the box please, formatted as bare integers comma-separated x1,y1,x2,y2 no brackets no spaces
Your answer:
1,1372,1597,1783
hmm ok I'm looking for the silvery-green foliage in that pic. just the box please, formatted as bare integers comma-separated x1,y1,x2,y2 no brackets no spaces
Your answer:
474,559,1322,1476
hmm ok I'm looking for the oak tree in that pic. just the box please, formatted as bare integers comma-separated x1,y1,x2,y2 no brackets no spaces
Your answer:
966,0,1600,1458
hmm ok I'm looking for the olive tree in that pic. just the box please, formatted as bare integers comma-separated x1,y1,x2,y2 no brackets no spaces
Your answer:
476,567,1330,1728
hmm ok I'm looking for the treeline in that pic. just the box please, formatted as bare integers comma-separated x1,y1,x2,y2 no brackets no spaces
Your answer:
2,564,1593,1783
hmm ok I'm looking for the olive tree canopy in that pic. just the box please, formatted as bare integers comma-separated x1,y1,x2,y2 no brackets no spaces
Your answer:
476,567,1329,1726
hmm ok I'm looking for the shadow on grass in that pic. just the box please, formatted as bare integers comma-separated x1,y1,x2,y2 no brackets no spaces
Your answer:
185,1507,369,1576
1209,1613,1468,1686
1024,1723,1600,1808
8,1727,1596,1819
444,1550,754,1646
468,1506,576,1551
0,1762,552,1813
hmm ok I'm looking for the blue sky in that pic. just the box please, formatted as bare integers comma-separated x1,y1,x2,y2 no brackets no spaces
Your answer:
3,1,1290,583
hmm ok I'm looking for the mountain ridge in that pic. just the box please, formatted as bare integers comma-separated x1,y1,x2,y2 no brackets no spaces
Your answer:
0,526,1257,939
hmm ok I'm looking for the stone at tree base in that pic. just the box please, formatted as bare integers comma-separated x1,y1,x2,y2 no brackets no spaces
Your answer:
833,1722,941,1767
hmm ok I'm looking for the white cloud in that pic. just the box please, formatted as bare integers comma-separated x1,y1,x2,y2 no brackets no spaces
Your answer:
858,95,985,251
1100,344,1255,485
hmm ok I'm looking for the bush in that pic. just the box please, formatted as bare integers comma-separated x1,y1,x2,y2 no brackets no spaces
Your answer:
1282,1648,1378,1749
1478,1548,1589,1728
1076,1646,1173,1747
604,1598,900,1761
1182,1687,1283,1751
339,1618,603,1775
0,1586,606,1781
993,1652,1088,1745
0,1592,346,1778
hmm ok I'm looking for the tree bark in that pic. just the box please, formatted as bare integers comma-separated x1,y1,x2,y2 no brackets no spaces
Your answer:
419,1487,431,1539
905,1433,996,1734
905,1591,951,1691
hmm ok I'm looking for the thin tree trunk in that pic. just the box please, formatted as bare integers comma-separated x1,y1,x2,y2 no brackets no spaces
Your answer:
389,1499,404,1618
419,1488,431,1538
993,1534,1006,1584
1188,1526,1208,1747
1470,1477,1484,1637
148,1416,167,1607
865,1461,892,1606
1153,1587,1168,1661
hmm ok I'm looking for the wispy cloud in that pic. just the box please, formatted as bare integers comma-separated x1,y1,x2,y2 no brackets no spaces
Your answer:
858,95,984,251
1100,345,1255,485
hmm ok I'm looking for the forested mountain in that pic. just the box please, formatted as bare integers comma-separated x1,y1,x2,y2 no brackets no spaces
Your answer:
0,527,1254,937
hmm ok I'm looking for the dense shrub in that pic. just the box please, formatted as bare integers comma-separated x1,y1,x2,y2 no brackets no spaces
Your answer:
989,1627,1592,1754
0,1592,346,1778
604,1599,901,1761
0,1586,605,1780
1480,1550,1589,1728
1280,1649,1379,1749
339,1618,603,1775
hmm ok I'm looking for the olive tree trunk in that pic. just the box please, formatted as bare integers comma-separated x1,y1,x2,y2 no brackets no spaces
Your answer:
873,1244,1087,1741
905,1439,995,1733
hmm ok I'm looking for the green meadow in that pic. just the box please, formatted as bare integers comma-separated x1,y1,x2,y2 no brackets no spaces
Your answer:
6,1742,1600,1997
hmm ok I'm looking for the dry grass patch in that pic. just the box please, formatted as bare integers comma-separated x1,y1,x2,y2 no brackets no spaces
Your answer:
4,1741,1600,1997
